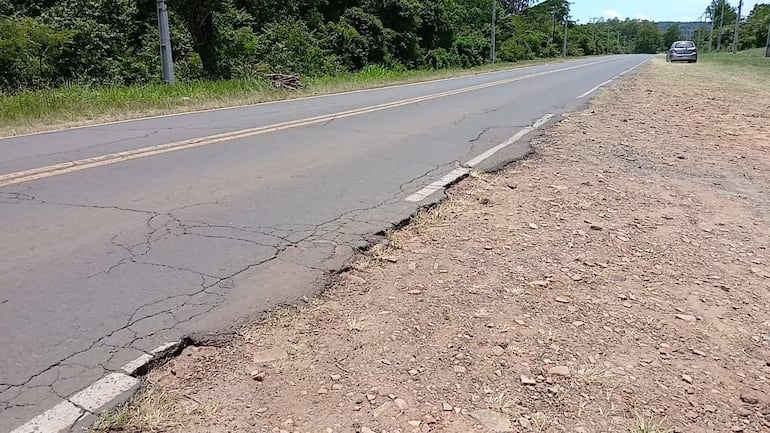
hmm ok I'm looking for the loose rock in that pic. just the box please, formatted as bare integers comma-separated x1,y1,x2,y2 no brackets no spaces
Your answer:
469,409,513,432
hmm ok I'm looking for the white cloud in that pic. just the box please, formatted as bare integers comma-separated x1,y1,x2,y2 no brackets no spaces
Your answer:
603,9,620,19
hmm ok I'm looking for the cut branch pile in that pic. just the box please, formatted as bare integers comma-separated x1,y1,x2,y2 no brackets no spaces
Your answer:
265,73,304,90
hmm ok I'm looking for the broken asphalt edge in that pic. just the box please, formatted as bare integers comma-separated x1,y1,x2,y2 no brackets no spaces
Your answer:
9,112,568,433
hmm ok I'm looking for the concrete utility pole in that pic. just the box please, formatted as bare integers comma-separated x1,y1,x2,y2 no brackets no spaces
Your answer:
732,0,743,54
562,17,568,56
157,0,175,84
491,0,496,63
766,22,770,57
717,0,726,50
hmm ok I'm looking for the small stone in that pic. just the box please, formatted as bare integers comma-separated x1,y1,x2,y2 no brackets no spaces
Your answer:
704,404,718,413
373,402,391,418
682,374,693,384
491,346,505,356
253,348,289,363
555,296,570,303
548,366,571,377
588,355,596,364
349,275,366,284
734,407,752,417
589,224,603,231
529,280,548,287
529,223,539,230
521,375,537,385
470,409,513,432
518,417,531,429
740,394,759,405
573,321,585,327
332,384,343,390
453,365,467,374
407,420,421,427
250,371,265,381
443,402,453,411
318,388,328,394
732,426,744,432
574,427,587,433
408,369,419,376
330,374,342,381
394,398,408,410
361,427,375,433
515,319,526,325
366,394,377,402
675,314,697,322
256,406,268,413
408,289,422,295
692,349,707,357
423,414,437,424
622,302,633,308
495,369,502,376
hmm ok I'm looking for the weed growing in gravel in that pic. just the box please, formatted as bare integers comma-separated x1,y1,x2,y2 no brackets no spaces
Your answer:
628,414,670,433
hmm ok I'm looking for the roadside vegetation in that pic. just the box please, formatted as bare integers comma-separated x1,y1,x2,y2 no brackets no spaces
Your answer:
91,44,770,433
7,0,762,135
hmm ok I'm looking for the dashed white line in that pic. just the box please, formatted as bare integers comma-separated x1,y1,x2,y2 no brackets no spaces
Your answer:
576,57,651,99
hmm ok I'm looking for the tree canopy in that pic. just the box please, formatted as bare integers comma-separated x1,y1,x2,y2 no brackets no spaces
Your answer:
4,0,762,93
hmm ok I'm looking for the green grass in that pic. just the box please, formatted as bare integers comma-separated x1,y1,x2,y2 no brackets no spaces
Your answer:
0,58,579,137
699,47,770,68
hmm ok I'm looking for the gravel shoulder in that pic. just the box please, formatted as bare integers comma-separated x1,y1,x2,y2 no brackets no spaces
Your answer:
95,57,770,433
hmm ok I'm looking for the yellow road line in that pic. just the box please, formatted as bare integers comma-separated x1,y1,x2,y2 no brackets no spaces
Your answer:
0,57,618,188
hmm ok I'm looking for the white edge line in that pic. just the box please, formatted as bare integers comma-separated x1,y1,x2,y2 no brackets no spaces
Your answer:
9,401,83,433
1,56,618,141
405,167,470,202
576,57,651,99
405,113,555,203
0,57,618,188
69,373,140,412
10,341,181,433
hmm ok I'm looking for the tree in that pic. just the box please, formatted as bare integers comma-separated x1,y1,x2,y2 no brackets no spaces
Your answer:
636,21,662,53
662,23,681,48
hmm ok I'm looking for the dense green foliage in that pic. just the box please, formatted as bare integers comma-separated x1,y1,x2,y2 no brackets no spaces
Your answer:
1,0,767,94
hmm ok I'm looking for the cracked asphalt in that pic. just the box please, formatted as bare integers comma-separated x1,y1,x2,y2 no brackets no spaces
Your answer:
0,55,652,431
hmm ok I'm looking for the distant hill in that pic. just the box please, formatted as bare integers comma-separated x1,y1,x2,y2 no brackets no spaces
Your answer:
657,21,712,39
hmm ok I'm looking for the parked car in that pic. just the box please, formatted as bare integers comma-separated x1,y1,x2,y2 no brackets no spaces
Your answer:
666,41,698,63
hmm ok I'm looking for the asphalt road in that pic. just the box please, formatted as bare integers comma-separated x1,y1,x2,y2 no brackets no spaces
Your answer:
0,54,652,432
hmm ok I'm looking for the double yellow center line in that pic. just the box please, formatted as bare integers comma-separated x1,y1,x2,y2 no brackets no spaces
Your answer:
0,57,618,188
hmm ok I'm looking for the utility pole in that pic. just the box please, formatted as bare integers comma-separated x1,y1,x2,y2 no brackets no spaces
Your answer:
551,6,558,45
766,22,770,57
732,0,743,54
490,0,496,63
717,0,726,51
157,0,174,85
708,8,715,51
562,17,568,56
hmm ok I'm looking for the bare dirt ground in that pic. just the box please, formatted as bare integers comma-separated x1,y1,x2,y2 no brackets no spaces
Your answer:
95,57,770,433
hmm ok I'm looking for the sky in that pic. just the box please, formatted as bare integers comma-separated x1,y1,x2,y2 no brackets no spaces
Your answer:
571,0,761,23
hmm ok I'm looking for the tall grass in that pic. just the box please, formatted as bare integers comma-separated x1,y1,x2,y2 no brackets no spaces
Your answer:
0,57,574,137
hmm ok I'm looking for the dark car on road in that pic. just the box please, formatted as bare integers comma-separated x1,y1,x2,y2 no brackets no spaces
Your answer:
666,41,698,63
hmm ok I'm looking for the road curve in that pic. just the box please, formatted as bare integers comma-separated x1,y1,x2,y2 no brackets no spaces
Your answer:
0,54,652,432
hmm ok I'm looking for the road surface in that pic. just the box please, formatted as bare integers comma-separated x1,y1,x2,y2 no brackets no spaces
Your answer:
0,54,652,432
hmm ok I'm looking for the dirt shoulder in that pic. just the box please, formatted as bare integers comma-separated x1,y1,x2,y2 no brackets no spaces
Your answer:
95,57,770,433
